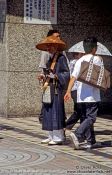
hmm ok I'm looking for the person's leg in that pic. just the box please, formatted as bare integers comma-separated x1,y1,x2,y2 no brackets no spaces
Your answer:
85,125,96,145
48,129,64,145
70,103,98,149
41,131,53,144
53,129,64,142
65,111,79,130
84,103,98,145
66,90,80,130
72,103,86,142
49,131,53,140
69,103,86,149
77,103,86,123
39,104,43,123
75,103,98,144
78,103,96,145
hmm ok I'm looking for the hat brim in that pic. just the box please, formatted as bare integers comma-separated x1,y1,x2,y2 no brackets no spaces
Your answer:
36,43,66,51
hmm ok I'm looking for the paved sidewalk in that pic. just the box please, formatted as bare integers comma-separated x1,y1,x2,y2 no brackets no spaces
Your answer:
0,116,112,172
1,136,111,175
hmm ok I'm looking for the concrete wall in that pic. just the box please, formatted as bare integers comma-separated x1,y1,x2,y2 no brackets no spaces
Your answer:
0,0,112,117
0,0,8,117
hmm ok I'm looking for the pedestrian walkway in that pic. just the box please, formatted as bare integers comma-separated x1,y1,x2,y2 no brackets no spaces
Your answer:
0,116,112,170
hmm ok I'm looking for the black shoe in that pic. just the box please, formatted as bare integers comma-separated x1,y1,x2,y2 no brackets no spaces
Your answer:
91,140,96,145
63,130,66,141
39,116,43,123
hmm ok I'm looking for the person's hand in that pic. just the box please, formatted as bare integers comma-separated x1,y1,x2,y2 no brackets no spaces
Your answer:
47,72,55,79
64,92,71,102
37,74,45,80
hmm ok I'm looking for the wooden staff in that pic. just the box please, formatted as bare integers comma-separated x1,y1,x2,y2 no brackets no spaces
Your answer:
42,52,59,91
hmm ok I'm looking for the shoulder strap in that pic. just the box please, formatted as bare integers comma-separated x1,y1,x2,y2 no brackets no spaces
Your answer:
42,52,60,91
50,52,59,70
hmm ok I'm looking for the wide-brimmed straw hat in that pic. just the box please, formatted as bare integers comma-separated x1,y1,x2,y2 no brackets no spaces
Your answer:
36,36,66,51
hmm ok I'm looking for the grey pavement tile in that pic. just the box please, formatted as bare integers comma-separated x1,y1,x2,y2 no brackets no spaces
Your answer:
0,116,112,172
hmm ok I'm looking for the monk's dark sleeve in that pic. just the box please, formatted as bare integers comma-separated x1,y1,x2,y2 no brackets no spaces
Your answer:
56,55,70,90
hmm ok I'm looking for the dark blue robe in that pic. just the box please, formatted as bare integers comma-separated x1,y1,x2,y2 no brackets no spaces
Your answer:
42,53,70,131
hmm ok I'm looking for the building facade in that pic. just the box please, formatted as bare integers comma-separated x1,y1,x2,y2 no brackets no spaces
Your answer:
0,0,112,117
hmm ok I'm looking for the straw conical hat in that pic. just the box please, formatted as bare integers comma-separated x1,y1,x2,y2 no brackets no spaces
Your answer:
36,35,66,51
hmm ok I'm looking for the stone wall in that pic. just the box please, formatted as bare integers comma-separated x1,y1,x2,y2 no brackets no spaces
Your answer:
0,0,7,117
0,0,112,117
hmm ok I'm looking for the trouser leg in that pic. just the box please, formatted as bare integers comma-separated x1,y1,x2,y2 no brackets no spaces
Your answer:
39,104,44,123
48,131,53,140
85,125,96,144
53,129,64,142
90,125,96,144
66,90,78,129
75,103,98,144
65,111,79,129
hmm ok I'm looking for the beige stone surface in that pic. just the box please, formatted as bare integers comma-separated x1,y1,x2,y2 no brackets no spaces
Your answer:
0,22,8,117
7,23,51,71
7,71,42,116
0,0,112,116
